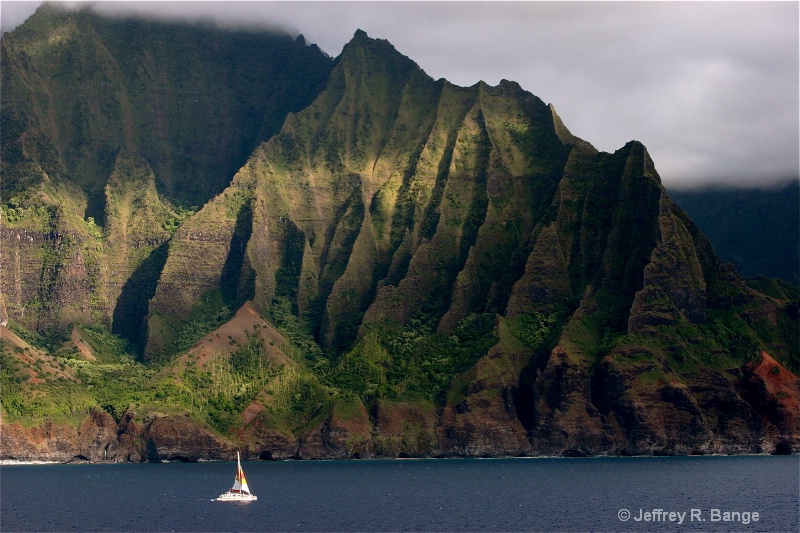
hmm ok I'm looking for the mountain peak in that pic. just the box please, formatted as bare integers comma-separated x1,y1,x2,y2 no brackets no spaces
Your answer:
342,27,394,53
337,26,425,81
343,28,381,49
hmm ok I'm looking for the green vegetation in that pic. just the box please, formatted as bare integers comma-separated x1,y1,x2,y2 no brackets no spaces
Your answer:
161,205,196,234
75,324,136,363
173,291,234,354
1,196,51,225
7,321,52,351
332,312,498,404
178,335,281,432
0,324,154,424
506,311,560,350
269,297,325,363
2,302,500,434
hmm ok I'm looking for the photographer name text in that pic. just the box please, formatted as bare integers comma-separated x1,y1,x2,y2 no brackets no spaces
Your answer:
618,508,760,525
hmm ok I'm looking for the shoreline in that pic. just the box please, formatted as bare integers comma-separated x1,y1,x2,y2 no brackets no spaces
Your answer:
1,452,794,466
0,460,61,465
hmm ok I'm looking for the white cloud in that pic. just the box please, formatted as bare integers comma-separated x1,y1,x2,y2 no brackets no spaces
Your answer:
2,1,798,189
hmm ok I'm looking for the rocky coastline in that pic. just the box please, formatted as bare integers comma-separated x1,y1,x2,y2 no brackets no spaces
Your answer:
3,351,796,464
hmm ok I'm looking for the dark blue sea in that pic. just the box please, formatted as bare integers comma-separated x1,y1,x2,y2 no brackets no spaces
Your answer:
1,456,798,532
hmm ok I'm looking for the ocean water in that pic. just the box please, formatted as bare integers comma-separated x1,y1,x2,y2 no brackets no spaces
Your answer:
1,456,798,532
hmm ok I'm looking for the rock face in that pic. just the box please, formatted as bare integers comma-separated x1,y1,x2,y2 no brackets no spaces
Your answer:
296,397,374,459
1,8,797,461
1,409,235,463
142,415,235,462
740,352,800,453
439,347,532,457
1,408,129,462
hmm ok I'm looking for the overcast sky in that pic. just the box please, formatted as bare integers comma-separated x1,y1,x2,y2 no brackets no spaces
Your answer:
2,1,798,190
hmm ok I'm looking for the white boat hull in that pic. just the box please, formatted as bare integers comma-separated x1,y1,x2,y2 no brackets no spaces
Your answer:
216,491,257,502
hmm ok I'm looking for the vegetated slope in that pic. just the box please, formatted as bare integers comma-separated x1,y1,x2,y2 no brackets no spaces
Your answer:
671,181,800,285
1,13,797,461
0,3,333,344
143,29,798,456
1,3,333,207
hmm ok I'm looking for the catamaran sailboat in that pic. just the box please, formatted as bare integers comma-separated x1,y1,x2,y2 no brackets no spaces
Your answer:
216,452,257,501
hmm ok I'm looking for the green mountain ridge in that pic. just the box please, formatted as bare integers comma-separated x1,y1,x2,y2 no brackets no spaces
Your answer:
671,181,800,285
1,3,333,208
1,5,797,461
